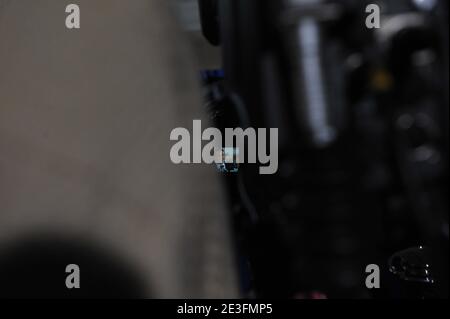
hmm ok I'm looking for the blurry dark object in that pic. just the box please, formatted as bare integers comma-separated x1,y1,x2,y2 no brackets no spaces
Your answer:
199,0,448,298
389,246,434,284
387,246,437,298
0,236,147,299
198,0,220,45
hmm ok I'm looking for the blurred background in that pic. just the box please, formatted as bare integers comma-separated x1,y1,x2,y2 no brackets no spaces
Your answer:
174,0,449,299
0,0,448,298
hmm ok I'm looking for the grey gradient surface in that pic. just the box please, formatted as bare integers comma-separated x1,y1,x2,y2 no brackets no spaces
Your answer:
0,0,236,298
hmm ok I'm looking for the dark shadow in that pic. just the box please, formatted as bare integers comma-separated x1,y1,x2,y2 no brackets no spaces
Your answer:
0,235,149,299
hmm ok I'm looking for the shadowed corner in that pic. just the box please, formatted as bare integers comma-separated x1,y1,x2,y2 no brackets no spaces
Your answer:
0,234,150,299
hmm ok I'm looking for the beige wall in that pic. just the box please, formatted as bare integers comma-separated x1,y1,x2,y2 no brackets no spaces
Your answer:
0,0,236,298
